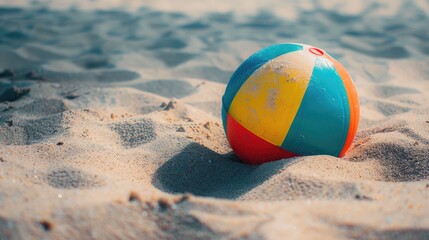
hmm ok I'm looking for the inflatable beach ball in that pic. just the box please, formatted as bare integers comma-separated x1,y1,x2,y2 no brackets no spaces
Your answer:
222,43,359,164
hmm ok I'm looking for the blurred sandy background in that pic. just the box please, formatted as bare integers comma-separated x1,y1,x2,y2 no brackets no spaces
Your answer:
0,0,428,239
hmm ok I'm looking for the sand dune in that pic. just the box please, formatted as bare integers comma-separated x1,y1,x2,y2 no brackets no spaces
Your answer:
0,0,428,239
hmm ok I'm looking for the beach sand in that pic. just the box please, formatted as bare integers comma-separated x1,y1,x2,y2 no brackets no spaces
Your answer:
0,0,428,239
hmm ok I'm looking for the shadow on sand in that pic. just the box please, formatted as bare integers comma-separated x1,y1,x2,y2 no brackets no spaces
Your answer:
152,142,298,199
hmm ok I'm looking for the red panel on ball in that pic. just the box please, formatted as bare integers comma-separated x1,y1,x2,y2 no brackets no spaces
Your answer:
226,114,298,164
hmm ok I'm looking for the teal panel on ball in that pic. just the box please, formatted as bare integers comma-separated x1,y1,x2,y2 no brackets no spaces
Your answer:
221,104,228,134
281,57,350,156
222,43,303,114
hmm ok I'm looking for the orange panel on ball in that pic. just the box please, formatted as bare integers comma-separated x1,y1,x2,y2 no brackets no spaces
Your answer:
226,114,298,164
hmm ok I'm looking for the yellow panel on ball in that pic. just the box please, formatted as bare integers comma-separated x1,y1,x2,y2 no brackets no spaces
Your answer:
228,50,316,146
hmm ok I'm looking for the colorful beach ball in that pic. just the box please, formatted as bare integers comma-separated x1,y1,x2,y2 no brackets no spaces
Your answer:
222,43,360,164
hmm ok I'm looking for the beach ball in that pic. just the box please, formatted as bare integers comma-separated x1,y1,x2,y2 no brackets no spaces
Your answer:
222,43,359,164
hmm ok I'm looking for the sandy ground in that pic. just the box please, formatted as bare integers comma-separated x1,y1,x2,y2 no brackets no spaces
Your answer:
0,0,428,239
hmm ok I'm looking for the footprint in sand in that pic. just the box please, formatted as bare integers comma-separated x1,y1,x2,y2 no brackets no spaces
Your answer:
0,113,64,145
0,87,30,102
132,79,196,99
176,66,233,83
73,55,114,69
180,21,210,30
46,167,104,189
17,99,68,117
111,119,157,148
147,37,187,50
154,51,195,67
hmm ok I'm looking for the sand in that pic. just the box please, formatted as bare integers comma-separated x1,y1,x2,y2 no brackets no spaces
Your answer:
0,0,428,239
